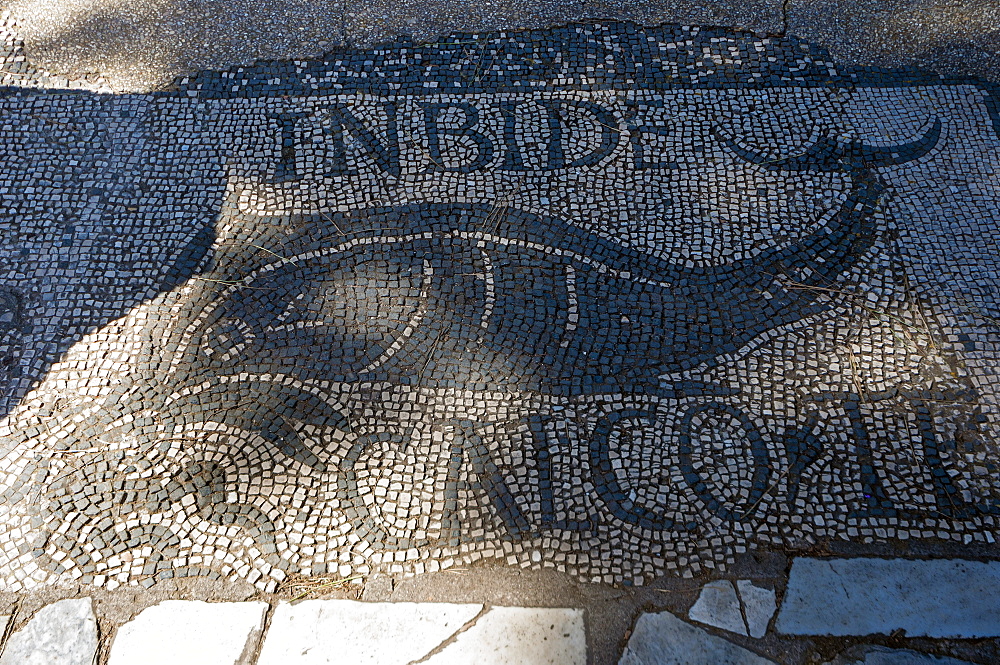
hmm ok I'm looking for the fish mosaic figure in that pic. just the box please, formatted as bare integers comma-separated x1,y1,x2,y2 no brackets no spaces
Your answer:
95,119,942,545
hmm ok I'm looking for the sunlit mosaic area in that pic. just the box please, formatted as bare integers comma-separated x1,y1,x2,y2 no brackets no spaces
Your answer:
1,22,999,592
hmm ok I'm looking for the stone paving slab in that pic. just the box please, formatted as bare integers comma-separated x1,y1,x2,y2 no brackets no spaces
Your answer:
421,606,586,665
256,600,484,664
689,580,747,635
0,598,97,665
0,597,585,665
776,558,1000,637
107,600,268,665
826,645,978,665
0,592,996,665
688,579,776,638
736,581,776,639
618,608,777,665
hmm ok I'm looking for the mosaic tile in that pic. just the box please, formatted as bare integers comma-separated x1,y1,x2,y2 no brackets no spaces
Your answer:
1,20,999,592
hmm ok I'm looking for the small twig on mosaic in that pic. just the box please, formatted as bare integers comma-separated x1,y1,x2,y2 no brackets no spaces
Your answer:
777,277,932,339
478,178,524,236
248,243,292,262
191,276,277,291
472,53,494,83
463,37,490,84
735,465,792,522
420,40,482,48
848,348,868,402
191,276,241,285
422,148,447,170
900,270,938,350
413,329,446,389
318,211,347,237
878,457,964,520
741,148,813,166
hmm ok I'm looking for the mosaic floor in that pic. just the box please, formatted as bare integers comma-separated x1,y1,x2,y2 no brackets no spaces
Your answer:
1,22,999,593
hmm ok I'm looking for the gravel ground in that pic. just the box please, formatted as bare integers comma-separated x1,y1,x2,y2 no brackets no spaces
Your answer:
0,0,996,91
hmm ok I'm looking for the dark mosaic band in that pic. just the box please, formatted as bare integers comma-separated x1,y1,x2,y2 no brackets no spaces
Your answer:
1,21,999,591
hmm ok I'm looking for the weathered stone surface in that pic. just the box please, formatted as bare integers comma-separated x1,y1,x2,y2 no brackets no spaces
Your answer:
0,598,97,665
619,609,776,665
688,580,777,638
360,574,394,602
777,559,1000,637
736,581,776,639
256,600,483,664
108,600,268,665
689,581,747,636
827,645,979,665
423,607,585,665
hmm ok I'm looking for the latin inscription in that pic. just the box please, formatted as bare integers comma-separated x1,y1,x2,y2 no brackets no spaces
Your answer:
261,96,685,182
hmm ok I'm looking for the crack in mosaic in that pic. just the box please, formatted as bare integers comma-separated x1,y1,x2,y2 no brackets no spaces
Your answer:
1,22,999,591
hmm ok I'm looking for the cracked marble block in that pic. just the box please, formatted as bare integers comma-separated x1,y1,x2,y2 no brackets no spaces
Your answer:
107,600,269,665
256,600,484,665
826,645,979,665
690,580,747,635
0,598,98,665
777,559,1000,637
689,580,776,638
619,609,775,665
737,581,777,638
422,607,585,665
